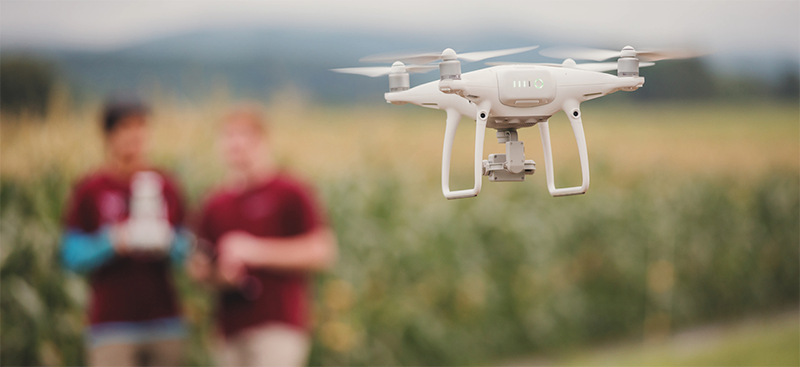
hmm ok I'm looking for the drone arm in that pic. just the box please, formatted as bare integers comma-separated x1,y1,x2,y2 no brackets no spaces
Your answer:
441,107,487,199
538,100,590,197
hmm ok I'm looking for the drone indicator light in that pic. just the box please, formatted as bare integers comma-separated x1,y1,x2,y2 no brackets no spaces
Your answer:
497,69,556,108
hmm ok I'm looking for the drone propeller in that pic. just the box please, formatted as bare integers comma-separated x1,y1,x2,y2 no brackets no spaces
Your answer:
485,61,655,72
572,61,655,72
360,46,539,64
330,64,439,77
485,61,563,67
539,46,704,62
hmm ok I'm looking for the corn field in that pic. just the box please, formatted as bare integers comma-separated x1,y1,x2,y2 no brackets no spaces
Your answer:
1,97,798,365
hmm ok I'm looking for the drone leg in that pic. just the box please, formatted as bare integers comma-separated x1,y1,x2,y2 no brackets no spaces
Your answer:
538,100,591,197
441,107,488,199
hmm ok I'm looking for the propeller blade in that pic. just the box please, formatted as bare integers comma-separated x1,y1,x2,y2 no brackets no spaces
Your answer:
360,52,442,64
485,61,562,67
541,46,707,62
540,46,621,61
330,64,439,77
457,46,539,62
574,62,655,72
405,64,440,73
330,67,393,77
635,50,706,62
485,60,655,72
361,46,538,64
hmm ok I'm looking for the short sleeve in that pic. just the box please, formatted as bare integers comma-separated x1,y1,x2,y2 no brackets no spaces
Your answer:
159,173,186,226
197,202,214,243
193,194,222,256
63,181,100,233
282,182,325,237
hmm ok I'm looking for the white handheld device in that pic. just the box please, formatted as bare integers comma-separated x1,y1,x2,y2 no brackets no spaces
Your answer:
126,171,173,250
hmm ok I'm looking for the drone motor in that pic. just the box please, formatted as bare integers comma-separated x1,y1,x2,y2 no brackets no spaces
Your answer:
617,46,640,78
438,48,462,81
388,61,410,92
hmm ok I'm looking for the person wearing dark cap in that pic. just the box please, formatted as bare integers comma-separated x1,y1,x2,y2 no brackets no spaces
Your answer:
60,94,191,366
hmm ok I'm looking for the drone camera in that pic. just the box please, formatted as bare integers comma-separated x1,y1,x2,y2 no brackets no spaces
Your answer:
484,153,536,182
571,109,580,118
483,129,536,182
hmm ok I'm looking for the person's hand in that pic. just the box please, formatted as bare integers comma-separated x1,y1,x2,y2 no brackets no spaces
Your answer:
217,257,246,287
110,222,130,255
187,252,213,282
217,231,259,286
218,231,260,265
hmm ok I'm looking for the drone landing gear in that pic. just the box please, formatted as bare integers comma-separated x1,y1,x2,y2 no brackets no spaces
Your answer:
441,107,488,200
538,100,591,196
483,129,536,182
440,100,590,199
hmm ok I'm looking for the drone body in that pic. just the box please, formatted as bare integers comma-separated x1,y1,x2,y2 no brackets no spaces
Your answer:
333,45,694,199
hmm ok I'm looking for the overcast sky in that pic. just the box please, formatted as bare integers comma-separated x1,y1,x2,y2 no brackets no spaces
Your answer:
1,0,799,60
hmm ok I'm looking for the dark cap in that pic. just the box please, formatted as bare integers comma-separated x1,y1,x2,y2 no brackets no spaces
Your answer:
102,92,150,134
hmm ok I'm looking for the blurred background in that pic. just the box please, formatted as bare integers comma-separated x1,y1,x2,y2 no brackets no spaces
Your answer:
1,0,798,365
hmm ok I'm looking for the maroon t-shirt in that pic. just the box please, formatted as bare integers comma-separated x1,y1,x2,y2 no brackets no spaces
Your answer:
198,173,323,337
63,170,185,325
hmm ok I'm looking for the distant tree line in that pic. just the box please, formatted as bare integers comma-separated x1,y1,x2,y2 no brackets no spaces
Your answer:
631,59,718,101
628,58,799,102
0,55,797,118
1,57,55,116
776,67,800,99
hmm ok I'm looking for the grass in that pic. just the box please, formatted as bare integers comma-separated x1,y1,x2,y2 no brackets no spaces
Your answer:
1,98,798,366
505,310,799,366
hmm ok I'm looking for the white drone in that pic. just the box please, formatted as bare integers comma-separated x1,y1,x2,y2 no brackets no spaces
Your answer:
333,45,698,199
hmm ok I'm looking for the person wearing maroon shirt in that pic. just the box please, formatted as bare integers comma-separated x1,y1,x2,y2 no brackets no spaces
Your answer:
60,95,191,366
188,104,337,367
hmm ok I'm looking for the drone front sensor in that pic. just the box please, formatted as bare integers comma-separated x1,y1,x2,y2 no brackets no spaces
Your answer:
496,69,556,108
333,45,702,199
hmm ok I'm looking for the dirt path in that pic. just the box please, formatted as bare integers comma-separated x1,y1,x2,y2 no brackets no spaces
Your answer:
500,309,799,366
